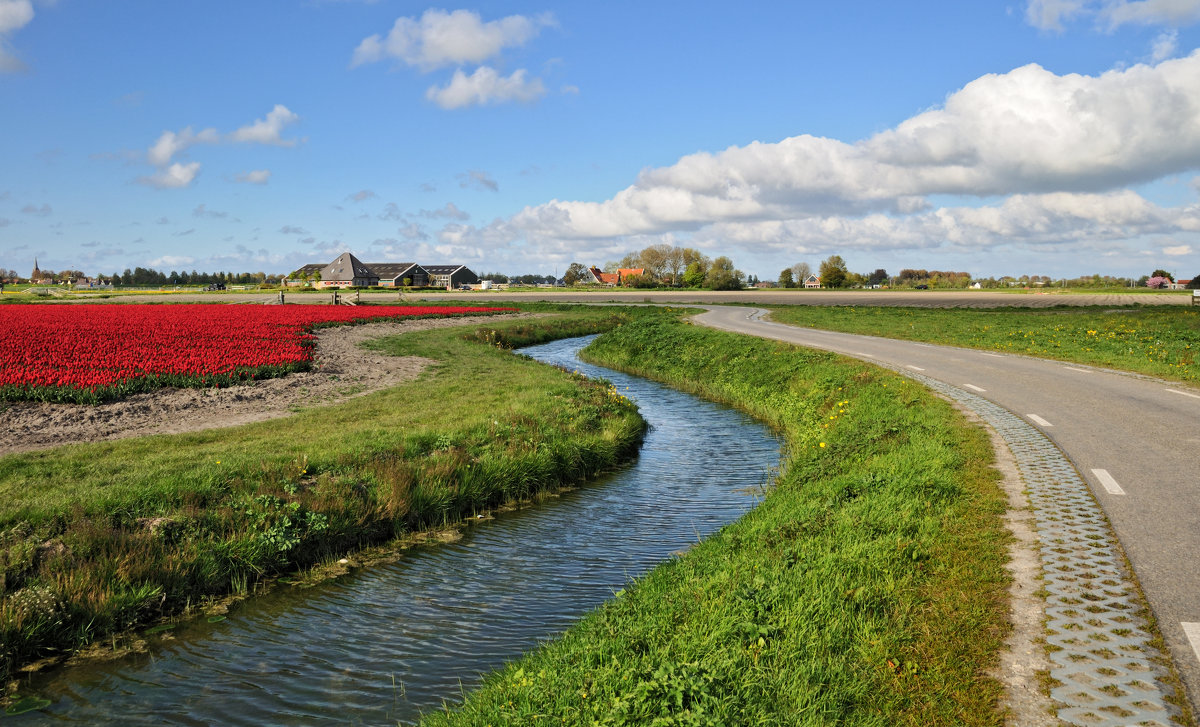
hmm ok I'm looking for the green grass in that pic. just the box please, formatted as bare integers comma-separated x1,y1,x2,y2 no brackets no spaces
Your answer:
0,306,653,683
420,316,1010,726
768,304,1200,383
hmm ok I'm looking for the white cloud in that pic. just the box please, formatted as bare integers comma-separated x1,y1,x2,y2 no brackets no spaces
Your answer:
149,255,196,267
1151,29,1179,60
512,53,1200,240
193,204,227,219
1025,0,1088,30
1163,244,1194,254
426,67,546,109
235,169,271,184
229,104,300,146
279,225,309,235
139,162,201,189
1025,0,1200,30
351,9,552,70
147,127,219,166
0,0,33,72
348,189,377,202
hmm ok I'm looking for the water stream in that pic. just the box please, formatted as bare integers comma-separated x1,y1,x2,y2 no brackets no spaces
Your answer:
12,336,779,725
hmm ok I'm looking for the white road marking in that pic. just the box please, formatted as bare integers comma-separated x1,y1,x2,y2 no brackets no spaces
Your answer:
963,384,986,392
905,365,925,371
1091,469,1126,496
1184,623,1200,665
1166,389,1200,400
855,352,875,358
1027,414,1053,427
1063,366,1090,373
913,343,935,348
981,352,1003,358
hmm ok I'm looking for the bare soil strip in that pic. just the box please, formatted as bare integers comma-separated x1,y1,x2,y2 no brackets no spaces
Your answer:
0,314,522,456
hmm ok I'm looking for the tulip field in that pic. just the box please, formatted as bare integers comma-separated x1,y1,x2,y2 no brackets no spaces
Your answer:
0,303,514,403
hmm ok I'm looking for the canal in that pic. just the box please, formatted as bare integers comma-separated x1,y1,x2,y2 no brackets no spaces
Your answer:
12,335,780,725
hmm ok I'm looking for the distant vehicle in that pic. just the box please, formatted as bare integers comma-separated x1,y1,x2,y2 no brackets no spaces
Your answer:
458,285,472,291
915,284,929,290
205,283,226,291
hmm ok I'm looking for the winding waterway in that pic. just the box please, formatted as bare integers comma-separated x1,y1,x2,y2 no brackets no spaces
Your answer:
12,336,779,725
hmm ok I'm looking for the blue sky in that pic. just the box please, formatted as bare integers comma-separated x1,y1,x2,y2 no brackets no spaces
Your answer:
2,1,1200,281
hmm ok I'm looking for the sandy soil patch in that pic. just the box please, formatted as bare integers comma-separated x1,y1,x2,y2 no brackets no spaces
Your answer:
0,314,527,456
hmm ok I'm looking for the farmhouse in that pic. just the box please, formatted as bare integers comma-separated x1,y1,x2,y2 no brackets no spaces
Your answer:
803,274,821,289
318,253,378,288
588,267,645,286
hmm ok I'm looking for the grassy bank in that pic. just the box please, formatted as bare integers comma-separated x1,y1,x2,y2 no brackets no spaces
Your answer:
768,304,1200,383
0,307,650,685
421,316,1011,726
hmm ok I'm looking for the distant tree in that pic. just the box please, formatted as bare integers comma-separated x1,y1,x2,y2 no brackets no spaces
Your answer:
868,268,888,286
705,256,745,290
563,262,588,285
1151,269,1174,282
1186,276,1200,289
682,260,708,288
778,268,795,288
818,255,849,289
791,262,812,284
1146,276,1170,289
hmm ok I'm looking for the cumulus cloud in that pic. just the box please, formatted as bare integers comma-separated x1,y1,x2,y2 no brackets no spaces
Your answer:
235,169,271,184
458,169,499,192
229,104,300,146
398,222,430,240
279,225,309,235
21,203,51,216
139,162,201,189
147,127,218,166
1025,0,1200,30
351,9,552,70
1163,244,1194,254
512,53,1200,240
348,189,377,202
426,67,546,109
378,202,405,221
0,0,34,72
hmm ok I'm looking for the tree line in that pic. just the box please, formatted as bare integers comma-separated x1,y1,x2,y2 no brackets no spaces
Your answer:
558,244,748,290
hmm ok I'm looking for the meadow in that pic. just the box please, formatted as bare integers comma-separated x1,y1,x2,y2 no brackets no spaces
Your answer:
766,304,1200,383
421,315,1010,726
0,305,649,685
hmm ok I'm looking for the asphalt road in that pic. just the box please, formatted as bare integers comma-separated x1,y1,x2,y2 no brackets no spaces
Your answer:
693,305,1200,713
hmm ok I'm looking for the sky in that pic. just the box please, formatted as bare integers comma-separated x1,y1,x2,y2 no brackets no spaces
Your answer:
2,0,1200,281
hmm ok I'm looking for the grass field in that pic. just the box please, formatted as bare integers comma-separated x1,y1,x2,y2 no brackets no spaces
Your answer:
768,304,1200,383
421,315,1010,726
0,305,651,685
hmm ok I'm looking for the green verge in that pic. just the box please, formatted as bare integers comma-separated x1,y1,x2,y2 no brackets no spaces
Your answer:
0,307,650,685
767,304,1200,384
420,315,1010,726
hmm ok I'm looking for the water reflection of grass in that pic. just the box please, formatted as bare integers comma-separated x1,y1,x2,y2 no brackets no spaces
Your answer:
768,305,1200,383
0,305,651,688
423,316,1009,726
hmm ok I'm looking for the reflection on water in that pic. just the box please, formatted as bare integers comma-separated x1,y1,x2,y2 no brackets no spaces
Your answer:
13,336,779,726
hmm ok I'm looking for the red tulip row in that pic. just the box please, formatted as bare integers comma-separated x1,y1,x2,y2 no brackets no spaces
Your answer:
0,303,515,404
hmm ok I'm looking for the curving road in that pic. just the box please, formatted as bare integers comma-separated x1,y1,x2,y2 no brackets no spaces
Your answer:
694,305,1200,714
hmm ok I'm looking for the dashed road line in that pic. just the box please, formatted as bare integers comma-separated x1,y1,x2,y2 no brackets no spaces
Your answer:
905,364,925,371
963,383,986,392
1027,414,1053,427
1091,469,1127,495
855,352,875,358
1166,389,1200,400
1063,366,1090,373
1184,623,1200,664
981,352,1003,358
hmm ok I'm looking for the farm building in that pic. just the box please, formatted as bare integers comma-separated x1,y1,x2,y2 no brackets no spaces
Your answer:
318,253,378,288
424,264,479,289
369,262,429,287
588,267,645,286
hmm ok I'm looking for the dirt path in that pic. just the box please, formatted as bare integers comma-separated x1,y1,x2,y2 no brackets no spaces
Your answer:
0,314,525,456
